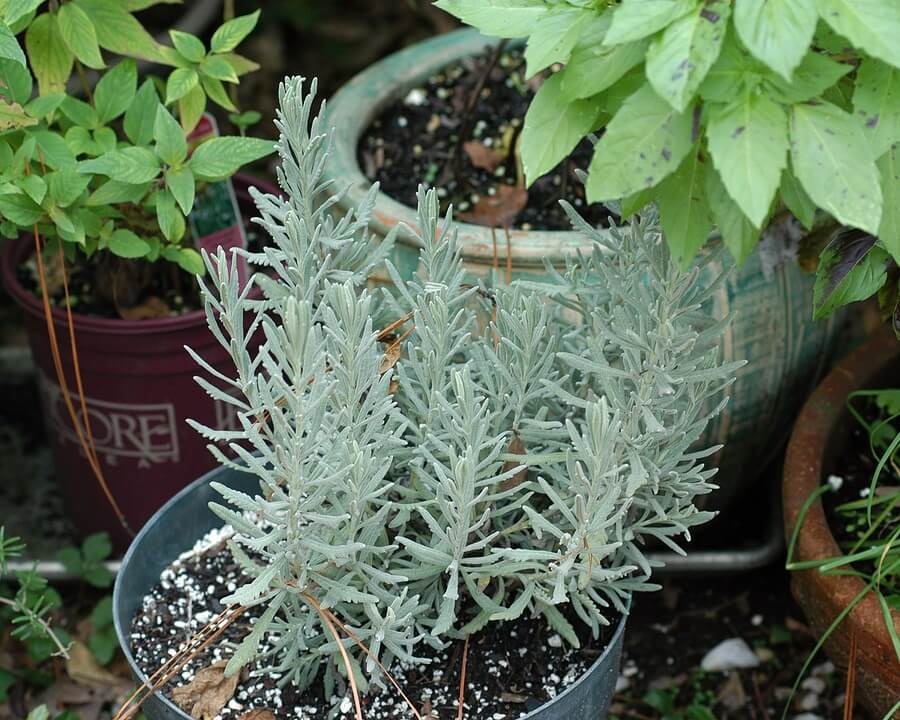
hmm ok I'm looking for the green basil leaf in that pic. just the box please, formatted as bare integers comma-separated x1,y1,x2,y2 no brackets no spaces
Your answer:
763,52,851,104
656,143,712,267
645,0,730,113
175,246,204,275
733,0,817,81
779,164,817,230
0,190,43,224
815,0,900,70
32,128,76,168
706,163,761,264
5,0,43,26
0,57,32,103
523,7,586,78
199,55,238,83
813,230,889,318
199,74,235,111
790,101,881,234
432,1,546,38
852,59,900,160
521,73,600,186
706,92,788,228
586,82,694,201
877,145,900,263
604,0,696,46
17,173,46,204
25,92,64,119
87,178,151,205
0,21,25,66
177,82,205,133
166,165,194,214
49,166,91,207
60,95,99,129
155,188,184,242
74,0,163,63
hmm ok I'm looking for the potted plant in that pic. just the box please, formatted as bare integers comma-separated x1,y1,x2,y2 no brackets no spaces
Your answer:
0,1,275,546
317,26,847,513
112,76,739,720
784,326,900,719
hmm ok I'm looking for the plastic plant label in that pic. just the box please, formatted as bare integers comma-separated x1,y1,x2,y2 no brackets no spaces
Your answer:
187,114,249,286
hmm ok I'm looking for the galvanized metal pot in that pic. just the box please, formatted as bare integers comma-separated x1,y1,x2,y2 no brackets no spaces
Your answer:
320,28,841,510
113,465,629,720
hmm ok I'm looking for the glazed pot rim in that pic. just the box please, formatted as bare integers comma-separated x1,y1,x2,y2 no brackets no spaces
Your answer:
783,327,900,621
113,464,631,720
320,28,612,266
0,173,270,337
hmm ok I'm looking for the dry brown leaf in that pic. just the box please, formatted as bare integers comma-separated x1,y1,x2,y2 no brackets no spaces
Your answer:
118,296,170,320
500,691,528,704
499,434,528,491
459,185,528,228
171,660,239,720
237,710,276,720
463,140,506,172
717,672,747,712
66,642,129,689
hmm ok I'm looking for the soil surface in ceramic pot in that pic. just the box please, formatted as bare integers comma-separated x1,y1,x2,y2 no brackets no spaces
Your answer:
128,524,622,720
359,45,613,232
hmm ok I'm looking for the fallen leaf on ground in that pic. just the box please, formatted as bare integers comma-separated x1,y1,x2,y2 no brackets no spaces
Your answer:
118,296,170,320
463,140,505,172
459,185,527,228
500,692,528,704
172,660,239,720
237,710,275,720
499,434,528,491
717,672,747,712
66,642,126,688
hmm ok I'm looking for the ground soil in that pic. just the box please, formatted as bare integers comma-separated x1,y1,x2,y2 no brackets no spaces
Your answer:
358,46,613,232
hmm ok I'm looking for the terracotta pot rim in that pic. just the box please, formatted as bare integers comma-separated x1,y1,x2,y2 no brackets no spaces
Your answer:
0,173,272,336
783,328,900,634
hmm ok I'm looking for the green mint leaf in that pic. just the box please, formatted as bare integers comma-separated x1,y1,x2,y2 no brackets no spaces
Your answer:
0,21,26,66
176,246,205,275
521,73,600,185
5,0,43,26
188,136,273,181
32,129,76,168
813,230,889,318
124,78,160,146
56,546,83,575
199,74,235,111
17,174,46,204
49,166,91,207
657,143,712,267
210,9,259,54
78,146,160,184
586,82,693,201
25,92,65,119
733,0,817,82
108,228,150,258
25,13,74,95
165,165,195,214
177,82,205,133
165,67,198,104
74,0,164,63
199,55,238,84
603,0,696,46
154,104,187,166
169,29,205,63
646,0,729,113
155,188,184,242
57,2,105,70
852,59,900,160
87,178,151,205
815,0,900,70
0,57,33,103
60,95,99,129
706,92,788,228
790,101,882,234
94,58,137,124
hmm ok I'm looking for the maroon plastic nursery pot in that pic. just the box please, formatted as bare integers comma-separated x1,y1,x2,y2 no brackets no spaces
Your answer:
0,174,277,550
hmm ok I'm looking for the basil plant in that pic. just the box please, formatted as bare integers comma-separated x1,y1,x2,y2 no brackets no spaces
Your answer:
436,0,900,324
0,1,272,274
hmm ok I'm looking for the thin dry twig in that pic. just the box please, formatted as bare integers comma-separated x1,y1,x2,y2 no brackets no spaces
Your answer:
456,635,469,720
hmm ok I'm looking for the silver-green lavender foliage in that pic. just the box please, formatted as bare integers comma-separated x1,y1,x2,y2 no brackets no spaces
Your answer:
189,76,742,693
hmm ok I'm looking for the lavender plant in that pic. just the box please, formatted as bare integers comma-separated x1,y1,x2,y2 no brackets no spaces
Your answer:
189,76,742,694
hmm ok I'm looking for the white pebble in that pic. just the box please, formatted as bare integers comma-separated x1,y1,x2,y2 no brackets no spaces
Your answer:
700,638,761,672
827,474,843,491
547,633,563,648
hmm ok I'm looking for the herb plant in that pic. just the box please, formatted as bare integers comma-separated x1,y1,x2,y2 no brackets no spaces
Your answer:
434,0,900,323
0,2,272,276
190,76,740,693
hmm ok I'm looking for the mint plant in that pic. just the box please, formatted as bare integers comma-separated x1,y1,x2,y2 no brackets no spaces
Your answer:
435,0,900,323
189,76,741,693
0,2,272,275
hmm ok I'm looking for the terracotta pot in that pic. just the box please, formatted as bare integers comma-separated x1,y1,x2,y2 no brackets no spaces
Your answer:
783,329,900,718
0,174,276,550
320,28,844,513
